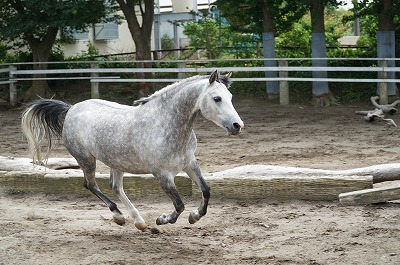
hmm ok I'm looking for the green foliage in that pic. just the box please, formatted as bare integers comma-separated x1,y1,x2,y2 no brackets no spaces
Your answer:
0,0,119,49
181,13,230,59
334,86,376,103
276,8,353,58
214,0,310,36
324,8,353,45
0,43,65,64
180,11,261,59
276,14,311,58
99,84,138,104
87,43,100,56
161,34,174,50
0,42,17,63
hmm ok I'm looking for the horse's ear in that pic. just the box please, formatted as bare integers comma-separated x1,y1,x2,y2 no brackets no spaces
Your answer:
209,70,219,84
225,72,232,78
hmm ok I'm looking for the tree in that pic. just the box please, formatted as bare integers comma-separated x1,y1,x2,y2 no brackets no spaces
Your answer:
182,13,229,59
354,0,399,97
116,0,154,96
180,11,260,59
298,0,346,105
0,0,117,102
215,0,308,98
310,0,332,105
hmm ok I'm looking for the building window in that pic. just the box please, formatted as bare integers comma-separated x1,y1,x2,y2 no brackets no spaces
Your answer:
94,22,119,40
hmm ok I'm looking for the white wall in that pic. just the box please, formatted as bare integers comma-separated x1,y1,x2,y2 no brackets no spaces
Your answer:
62,19,137,58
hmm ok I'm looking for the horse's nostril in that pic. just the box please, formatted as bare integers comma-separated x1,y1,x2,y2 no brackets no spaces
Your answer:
233,122,241,130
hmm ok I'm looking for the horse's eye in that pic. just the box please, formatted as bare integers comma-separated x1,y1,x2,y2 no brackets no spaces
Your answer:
213,96,222,103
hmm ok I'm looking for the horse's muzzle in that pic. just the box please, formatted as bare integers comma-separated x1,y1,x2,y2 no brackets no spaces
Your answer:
227,122,243,135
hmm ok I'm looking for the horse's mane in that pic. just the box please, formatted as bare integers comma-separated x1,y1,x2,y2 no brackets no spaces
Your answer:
133,73,231,106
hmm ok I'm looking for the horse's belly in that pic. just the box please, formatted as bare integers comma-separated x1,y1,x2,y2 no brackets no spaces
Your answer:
98,153,152,174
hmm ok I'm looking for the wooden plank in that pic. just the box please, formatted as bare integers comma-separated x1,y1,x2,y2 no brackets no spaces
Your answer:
0,172,192,199
194,174,373,201
339,185,400,205
0,67,10,74
0,170,372,201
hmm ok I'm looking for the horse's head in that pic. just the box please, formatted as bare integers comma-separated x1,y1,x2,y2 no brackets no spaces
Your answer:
197,70,244,135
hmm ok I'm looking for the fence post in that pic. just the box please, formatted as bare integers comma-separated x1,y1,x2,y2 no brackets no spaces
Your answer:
378,59,388,105
279,60,289,105
91,62,100,99
9,64,17,106
177,61,187,79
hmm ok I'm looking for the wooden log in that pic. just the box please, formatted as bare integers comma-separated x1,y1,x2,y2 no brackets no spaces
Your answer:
209,164,400,184
355,108,397,127
194,174,373,201
370,95,398,114
339,184,400,205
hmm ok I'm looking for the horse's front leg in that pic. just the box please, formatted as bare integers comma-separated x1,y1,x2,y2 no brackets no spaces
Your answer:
110,168,147,230
184,161,210,224
155,174,185,225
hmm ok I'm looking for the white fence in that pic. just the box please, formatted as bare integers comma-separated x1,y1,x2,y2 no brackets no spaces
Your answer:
1,58,398,106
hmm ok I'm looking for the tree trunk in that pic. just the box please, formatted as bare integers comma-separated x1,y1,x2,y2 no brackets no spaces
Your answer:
22,28,58,102
134,39,153,97
310,0,334,106
117,0,154,97
376,0,396,97
261,0,279,98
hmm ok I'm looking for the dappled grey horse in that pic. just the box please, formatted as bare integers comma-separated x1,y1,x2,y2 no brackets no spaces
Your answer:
21,70,244,230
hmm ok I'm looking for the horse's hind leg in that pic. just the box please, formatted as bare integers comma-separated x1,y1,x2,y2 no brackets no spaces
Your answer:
110,168,147,230
184,161,210,224
78,157,125,225
154,174,185,225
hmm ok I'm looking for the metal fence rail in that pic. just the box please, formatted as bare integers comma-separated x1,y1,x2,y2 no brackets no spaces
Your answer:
1,58,398,106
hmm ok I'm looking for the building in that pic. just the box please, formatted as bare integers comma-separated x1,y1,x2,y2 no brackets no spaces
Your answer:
61,0,215,58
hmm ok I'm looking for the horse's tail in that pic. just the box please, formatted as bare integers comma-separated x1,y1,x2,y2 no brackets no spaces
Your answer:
21,99,72,164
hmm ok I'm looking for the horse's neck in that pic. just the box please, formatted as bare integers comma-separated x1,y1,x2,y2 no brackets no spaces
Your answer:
154,83,203,132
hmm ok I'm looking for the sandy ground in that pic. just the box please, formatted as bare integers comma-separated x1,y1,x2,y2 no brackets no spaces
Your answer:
2,96,400,264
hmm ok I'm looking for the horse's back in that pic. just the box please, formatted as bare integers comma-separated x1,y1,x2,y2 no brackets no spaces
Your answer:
65,99,133,125
71,99,132,113
64,99,136,136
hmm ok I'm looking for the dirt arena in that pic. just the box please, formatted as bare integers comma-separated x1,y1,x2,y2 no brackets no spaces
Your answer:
1,96,400,264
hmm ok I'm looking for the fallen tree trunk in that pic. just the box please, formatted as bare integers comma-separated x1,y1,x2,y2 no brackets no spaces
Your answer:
370,95,400,114
211,163,400,184
355,109,397,127
355,96,399,127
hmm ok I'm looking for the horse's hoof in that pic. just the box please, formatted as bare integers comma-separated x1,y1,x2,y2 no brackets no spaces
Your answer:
135,222,148,231
188,210,200,224
113,214,126,225
156,213,168,225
